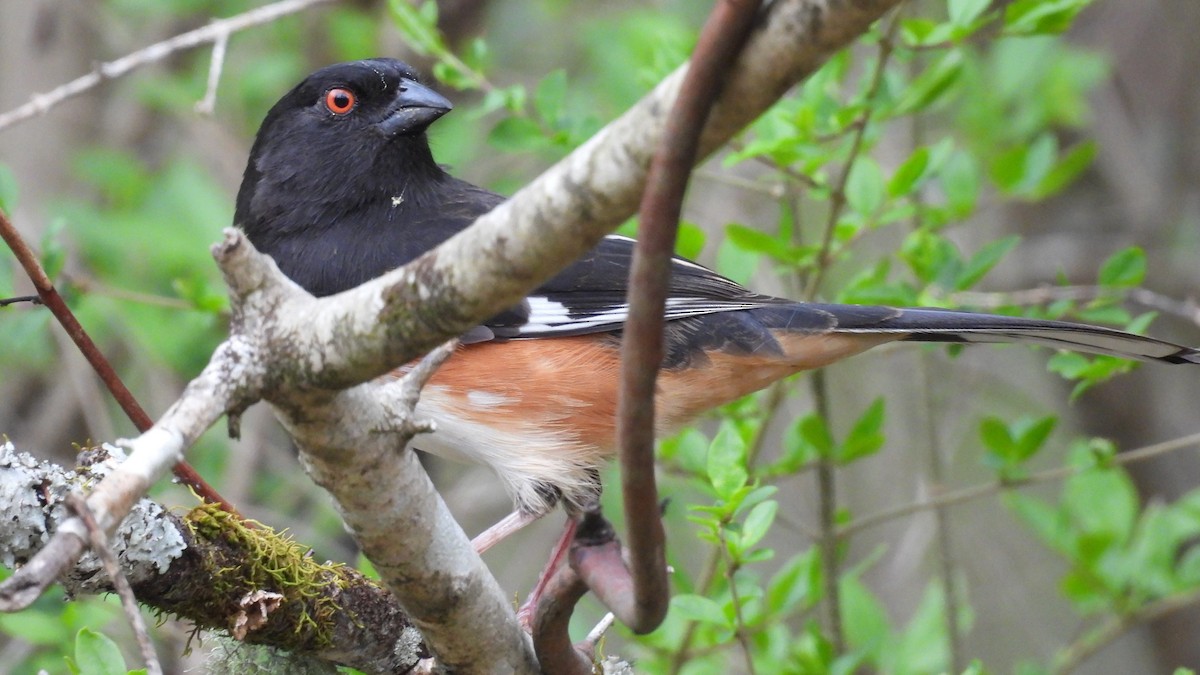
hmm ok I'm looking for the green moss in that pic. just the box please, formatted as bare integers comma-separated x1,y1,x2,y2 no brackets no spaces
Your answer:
182,503,347,650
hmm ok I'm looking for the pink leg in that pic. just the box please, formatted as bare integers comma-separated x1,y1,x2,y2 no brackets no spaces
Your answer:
471,510,542,555
516,516,578,630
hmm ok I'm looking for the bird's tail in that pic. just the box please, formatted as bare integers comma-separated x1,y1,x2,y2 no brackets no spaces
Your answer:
751,303,1200,365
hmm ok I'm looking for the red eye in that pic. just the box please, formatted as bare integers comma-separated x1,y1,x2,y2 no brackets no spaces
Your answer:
324,88,356,115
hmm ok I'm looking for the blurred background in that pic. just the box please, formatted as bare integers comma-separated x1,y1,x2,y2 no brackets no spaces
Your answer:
1,0,1199,673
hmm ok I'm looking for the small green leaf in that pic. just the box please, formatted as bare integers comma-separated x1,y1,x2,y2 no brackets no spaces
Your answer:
1004,0,1090,36
740,500,778,552
949,0,991,26
1098,247,1146,288
845,158,885,216
387,0,443,56
671,593,731,628
955,236,1020,290
837,398,886,464
707,425,749,499
533,69,568,127
940,151,979,217
487,116,546,152
675,221,706,260
888,146,931,197
73,628,128,675
895,51,964,115
1036,141,1097,197
800,415,835,458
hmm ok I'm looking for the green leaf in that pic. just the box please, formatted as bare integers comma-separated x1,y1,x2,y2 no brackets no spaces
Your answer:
73,628,128,675
949,0,992,26
1004,0,1091,36
800,415,835,458
707,424,749,499
1004,492,1069,554
839,576,889,654
887,146,931,197
845,158,885,216
487,116,546,152
1065,468,1138,545
940,151,980,217
1098,247,1146,288
767,550,819,614
675,221,706,260
671,593,731,628
895,51,964,115
837,398,886,464
955,236,1020,290
740,500,778,552
387,0,443,56
1036,141,1096,197
533,69,568,127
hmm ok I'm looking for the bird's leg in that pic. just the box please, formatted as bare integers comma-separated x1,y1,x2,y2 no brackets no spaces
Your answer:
471,509,542,554
516,514,579,630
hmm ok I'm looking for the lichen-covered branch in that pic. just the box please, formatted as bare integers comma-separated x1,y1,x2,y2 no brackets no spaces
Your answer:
0,441,425,674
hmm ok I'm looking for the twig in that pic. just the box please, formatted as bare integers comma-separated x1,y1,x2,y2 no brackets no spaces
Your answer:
919,354,964,672
803,14,899,299
950,285,1200,329
615,0,763,636
195,30,230,115
533,541,600,675
0,295,42,307
0,0,336,132
0,208,236,513
584,612,616,647
1051,588,1200,674
838,431,1200,538
66,494,163,675
811,370,844,651
716,528,757,675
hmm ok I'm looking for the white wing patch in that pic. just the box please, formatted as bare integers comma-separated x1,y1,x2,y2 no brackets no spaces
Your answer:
517,294,771,337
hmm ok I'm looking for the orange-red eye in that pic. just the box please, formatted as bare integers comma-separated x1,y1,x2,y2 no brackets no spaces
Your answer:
324,88,356,115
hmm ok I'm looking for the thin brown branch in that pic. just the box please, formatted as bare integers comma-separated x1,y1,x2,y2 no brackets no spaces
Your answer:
950,285,1200,329
0,0,336,132
1051,588,1200,675
0,208,235,513
531,561,594,675
838,431,1200,539
615,0,763,636
67,494,163,675
804,15,899,299
0,294,42,307
811,370,845,651
195,30,230,115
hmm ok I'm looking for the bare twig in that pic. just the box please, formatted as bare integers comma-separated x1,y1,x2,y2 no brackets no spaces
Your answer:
811,371,844,651
1051,588,1200,675
0,0,336,132
838,431,1200,538
804,13,898,299
67,495,163,675
0,295,41,307
531,563,594,675
0,208,236,513
950,285,1200,329
195,30,230,115
615,0,763,636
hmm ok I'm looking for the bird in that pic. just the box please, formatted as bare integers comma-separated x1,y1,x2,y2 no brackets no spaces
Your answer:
235,57,1200,553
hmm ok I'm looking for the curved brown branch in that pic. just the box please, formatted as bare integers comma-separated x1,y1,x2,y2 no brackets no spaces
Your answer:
615,0,763,635
0,208,235,514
